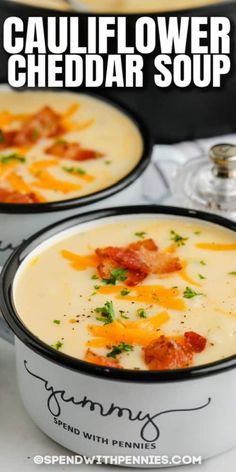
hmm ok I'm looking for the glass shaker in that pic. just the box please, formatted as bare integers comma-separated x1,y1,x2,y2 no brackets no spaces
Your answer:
143,143,236,221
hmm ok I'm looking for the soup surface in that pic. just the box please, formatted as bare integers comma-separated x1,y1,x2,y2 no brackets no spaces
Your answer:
11,0,70,10
14,215,236,371
71,0,224,13
0,91,142,204
11,0,225,12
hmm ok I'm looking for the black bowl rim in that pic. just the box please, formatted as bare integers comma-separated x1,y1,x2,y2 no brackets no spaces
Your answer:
1,0,236,15
0,89,152,214
1,204,236,383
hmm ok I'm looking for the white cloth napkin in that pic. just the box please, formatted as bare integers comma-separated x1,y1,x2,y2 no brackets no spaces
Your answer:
142,134,236,205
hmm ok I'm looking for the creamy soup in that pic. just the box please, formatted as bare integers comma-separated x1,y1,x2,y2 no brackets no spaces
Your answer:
14,215,236,371
71,0,225,13
11,0,70,11
0,91,143,204
10,0,225,11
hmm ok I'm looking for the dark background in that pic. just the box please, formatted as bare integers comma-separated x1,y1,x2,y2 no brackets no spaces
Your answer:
0,0,236,143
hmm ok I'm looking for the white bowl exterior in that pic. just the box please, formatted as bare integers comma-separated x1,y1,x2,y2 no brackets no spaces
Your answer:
0,177,143,266
15,337,236,466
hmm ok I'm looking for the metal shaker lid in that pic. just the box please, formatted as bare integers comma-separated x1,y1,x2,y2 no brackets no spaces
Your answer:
209,144,236,178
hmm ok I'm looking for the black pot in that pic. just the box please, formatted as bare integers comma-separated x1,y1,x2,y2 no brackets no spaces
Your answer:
0,1,236,142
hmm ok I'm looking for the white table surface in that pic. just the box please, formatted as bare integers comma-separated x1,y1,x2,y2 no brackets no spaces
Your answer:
1,140,236,471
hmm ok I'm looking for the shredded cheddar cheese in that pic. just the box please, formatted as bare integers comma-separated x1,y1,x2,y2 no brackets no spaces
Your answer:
61,250,99,270
196,243,236,251
98,285,186,311
179,260,202,287
88,311,170,348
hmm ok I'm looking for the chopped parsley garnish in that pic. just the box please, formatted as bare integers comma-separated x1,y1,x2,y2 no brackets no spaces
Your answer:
198,274,206,280
170,230,188,247
135,231,147,239
32,129,39,140
94,285,100,290
0,153,26,164
63,166,86,175
53,320,61,325
105,160,111,165
91,274,99,280
120,314,129,320
120,288,130,296
51,340,63,350
183,287,204,299
229,272,236,276
137,308,147,319
200,260,206,266
111,268,128,282
103,268,128,285
194,231,201,235
0,130,4,143
55,139,67,145
96,301,115,325
107,342,133,359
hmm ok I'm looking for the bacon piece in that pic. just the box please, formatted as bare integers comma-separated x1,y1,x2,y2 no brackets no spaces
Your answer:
1,106,64,148
144,331,207,370
96,253,119,281
143,336,193,370
0,188,40,204
184,331,207,353
129,239,181,274
76,149,103,161
123,270,149,287
96,239,182,286
129,239,158,252
100,247,149,274
84,349,123,369
46,141,103,161
152,253,182,274
0,131,15,149
96,246,149,286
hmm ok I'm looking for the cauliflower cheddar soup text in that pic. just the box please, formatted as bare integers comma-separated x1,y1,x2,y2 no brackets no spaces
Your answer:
14,216,236,371
0,91,142,204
